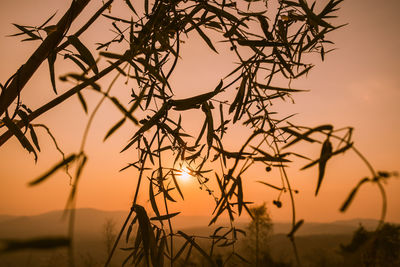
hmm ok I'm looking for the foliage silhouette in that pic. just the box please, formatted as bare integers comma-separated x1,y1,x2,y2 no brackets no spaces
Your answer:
246,202,273,266
0,0,397,266
340,223,400,267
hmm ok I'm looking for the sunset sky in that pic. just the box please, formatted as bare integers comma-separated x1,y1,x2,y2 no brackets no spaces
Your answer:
0,0,399,226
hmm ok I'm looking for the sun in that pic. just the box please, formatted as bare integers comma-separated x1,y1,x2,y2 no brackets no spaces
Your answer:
178,166,193,182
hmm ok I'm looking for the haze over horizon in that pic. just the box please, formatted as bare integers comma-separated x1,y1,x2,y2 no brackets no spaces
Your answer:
0,0,399,226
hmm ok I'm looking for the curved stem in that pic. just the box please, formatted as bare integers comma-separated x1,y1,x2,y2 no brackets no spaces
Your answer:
272,140,302,266
67,65,124,267
330,133,386,227
79,64,124,152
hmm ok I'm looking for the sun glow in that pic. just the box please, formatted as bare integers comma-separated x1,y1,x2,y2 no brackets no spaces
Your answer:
178,166,193,182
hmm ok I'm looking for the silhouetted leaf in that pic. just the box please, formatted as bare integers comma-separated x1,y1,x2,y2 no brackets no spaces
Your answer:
2,116,37,161
38,12,57,29
257,181,282,191
149,181,161,221
132,204,157,266
189,19,218,53
110,97,138,125
173,240,190,262
204,3,240,23
274,47,294,77
125,0,138,16
195,119,207,146
282,125,332,148
233,252,250,263
64,54,87,72
256,83,307,92
340,177,369,212
10,24,41,40
229,76,247,123
236,39,285,47
257,15,274,40
16,110,30,133
251,146,291,162
288,219,304,238
170,80,223,110
202,102,214,148
61,73,101,90
150,212,180,221
68,35,98,74
177,231,216,266
28,154,76,186
122,102,169,152
1,237,70,253
171,171,184,200
75,154,87,182
104,118,126,141
126,216,136,244
77,91,88,114
316,138,332,195
48,52,57,94
29,125,41,152
237,176,243,215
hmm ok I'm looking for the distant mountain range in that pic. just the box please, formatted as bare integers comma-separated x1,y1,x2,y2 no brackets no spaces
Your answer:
0,208,382,240
0,209,395,267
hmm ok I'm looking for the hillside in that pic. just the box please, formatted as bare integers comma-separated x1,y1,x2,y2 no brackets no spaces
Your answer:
0,208,384,266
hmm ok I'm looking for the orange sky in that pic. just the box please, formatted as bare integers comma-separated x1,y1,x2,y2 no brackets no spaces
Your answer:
0,0,399,224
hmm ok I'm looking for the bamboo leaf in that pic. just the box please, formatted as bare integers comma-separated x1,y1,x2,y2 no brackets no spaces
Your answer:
170,80,223,111
189,19,218,53
340,178,370,212
64,54,87,72
11,24,41,40
68,35,99,74
16,110,30,132
173,240,190,262
110,97,138,125
155,236,166,266
257,181,282,191
287,219,304,238
150,212,181,221
282,125,332,148
229,76,247,123
251,146,291,162
177,231,216,266
75,154,87,182
143,137,154,164
257,15,274,40
104,118,126,141
256,83,307,92
132,204,157,266
204,3,240,23
274,48,294,77
48,52,57,94
1,237,70,253
125,0,139,16
149,180,161,220
236,39,284,47
126,217,136,244
28,154,76,186
77,91,88,114
29,125,41,152
315,138,332,195
2,116,37,161
202,102,214,148
171,171,184,200
38,11,57,29
237,176,243,215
